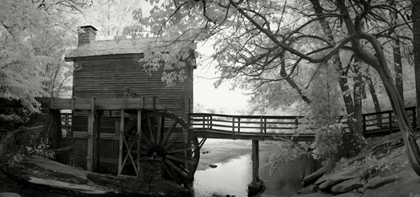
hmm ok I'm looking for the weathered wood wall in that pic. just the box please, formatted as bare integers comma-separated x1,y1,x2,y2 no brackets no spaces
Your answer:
73,54,188,116
69,54,194,171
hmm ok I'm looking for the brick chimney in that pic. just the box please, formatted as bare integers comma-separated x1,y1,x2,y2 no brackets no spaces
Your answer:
78,25,97,46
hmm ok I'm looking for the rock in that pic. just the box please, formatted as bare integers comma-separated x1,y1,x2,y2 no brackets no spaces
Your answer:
333,192,362,197
303,167,326,186
330,178,364,194
0,193,21,197
248,180,265,196
315,167,359,190
209,164,218,168
365,176,399,190
293,191,333,197
297,184,317,195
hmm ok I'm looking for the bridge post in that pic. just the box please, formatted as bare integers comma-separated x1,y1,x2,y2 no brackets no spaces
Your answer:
252,140,259,182
248,139,264,196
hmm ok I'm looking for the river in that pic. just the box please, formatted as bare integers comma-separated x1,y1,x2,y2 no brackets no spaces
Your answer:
193,151,317,196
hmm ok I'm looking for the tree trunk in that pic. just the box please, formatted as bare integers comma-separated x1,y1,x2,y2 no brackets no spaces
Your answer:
393,39,403,101
366,74,382,127
413,0,420,128
310,0,365,156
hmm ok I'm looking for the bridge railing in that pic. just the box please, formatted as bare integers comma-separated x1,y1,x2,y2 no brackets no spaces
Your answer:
190,113,305,134
190,106,417,137
362,106,416,136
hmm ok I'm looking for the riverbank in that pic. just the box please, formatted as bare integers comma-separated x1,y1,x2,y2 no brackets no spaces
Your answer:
294,132,420,197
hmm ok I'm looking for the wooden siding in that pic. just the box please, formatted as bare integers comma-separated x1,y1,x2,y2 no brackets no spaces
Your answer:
73,55,191,117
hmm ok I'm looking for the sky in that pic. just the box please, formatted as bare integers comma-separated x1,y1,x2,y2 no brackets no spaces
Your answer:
193,41,251,113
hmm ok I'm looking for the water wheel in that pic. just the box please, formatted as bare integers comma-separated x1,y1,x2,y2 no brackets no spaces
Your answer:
122,111,200,185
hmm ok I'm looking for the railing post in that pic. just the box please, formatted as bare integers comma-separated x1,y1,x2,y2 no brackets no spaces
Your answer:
238,117,241,133
362,115,366,135
210,115,213,129
264,118,267,133
260,117,263,133
202,115,205,131
389,112,392,133
295,117,299,129
413,107,417,129
232,116,235,132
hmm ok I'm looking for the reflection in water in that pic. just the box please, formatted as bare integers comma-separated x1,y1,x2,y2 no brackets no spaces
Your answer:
194,152,315,196
193,155,252,197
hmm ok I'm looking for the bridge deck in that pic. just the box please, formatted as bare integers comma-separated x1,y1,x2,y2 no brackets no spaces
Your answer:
193,128,315,141
190,107,416,141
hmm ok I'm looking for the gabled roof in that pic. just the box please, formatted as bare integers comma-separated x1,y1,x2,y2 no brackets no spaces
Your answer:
64,37,159,61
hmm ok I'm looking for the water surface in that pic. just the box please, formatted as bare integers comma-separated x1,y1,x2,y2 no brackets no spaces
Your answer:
193,152,315,196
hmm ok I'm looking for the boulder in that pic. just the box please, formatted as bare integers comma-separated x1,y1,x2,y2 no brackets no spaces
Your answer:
315,167,359,190
330,178,364,194
297,184,318,195
209,164,218,168
293,191,333,197
365,176,399,190
334,192,362,197
0,193,21,197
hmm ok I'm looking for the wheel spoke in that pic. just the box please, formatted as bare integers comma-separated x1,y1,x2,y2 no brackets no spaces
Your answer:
163,133,183,150
165,159,189,178
140,127,153,148
147,115,155,144
162,162,181,183
166,154,196,164
156,116,163,144
160,119,178,146
167,145,196,153
136,112,199,185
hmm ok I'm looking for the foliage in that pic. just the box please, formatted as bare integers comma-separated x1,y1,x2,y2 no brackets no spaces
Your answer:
25,137,55,159
354,155,394,180
265,141,310,175
82,0,142,39
313,124,344,170
0,0,88,123
134,0,420,165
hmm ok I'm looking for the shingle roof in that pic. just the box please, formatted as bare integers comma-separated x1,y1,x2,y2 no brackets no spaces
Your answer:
65,37,159,60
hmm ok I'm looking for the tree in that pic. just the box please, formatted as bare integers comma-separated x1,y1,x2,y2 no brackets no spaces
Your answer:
413,0,420,127
0,0,88,124
136,0,420,175
82,0,143,39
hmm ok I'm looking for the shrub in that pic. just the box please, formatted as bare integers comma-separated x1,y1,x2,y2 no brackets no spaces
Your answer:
313,123,344,170
25,137,55,159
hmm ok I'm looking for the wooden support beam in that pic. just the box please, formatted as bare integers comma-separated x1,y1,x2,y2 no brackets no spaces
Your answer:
252,140,259,183
95,111,102,172
87,107,95,172
50,97,166,111
118,109,125,176
136,110,142,177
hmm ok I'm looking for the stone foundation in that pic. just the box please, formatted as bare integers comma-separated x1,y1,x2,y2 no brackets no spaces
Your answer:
87,158,190,196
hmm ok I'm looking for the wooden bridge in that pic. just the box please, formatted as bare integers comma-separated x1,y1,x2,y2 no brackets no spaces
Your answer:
190,107,417,142
190,107,417,187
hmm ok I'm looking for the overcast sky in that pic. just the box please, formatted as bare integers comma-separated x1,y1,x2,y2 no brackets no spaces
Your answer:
194,41,251,113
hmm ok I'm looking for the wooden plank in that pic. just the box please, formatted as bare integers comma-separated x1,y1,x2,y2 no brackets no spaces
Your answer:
118,109,124,176
87,109,94,172
50,97,166,110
